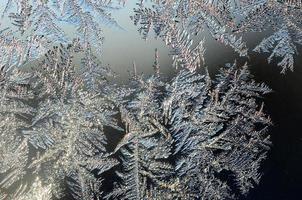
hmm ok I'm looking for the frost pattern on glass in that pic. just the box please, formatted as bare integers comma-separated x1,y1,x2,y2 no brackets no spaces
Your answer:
0,43,273,200
107,75,175,199
0,43,123,200
131,0,302,73
0,65,35,199
0,1,282,199
238,1,302,73
0,28,50,68
168,64,272,199
108,59,272,199
1,0,124,59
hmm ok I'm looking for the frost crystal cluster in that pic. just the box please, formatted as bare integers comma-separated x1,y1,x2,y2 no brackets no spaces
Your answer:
1,0,297,199
132,0,302,73
0,42,123,199
0,0,125,67
107,58,272,199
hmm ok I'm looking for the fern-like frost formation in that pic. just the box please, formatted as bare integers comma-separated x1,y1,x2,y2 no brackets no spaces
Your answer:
2,0,300,199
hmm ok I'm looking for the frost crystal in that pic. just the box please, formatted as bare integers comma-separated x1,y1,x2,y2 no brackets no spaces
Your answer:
0,1,280,199
109,59,272,199
1,0,124,59
253,28,297,73
237,0,302,73
131,0,302,72
0,43,122,200
131,0,248,64
0,65,34,199
168,64,272,198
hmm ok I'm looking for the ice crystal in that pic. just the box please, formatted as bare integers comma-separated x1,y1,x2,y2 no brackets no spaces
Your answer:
0,65,35,199
15,178,52,200
0,28,50,68
131,0,302,73
0,1,280,199
236,0,302,73
131,0,248,66
0,43,123,200
253,28,297,73
109,57,272,199
107,75,176,199
168,64,272,198
1,0,125,58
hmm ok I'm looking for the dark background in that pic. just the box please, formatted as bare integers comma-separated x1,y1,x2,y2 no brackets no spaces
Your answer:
245,50,302,200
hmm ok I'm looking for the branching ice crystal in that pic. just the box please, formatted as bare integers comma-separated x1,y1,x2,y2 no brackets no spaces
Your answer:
131,0,302,73
15,178,52,200
236,0,302,73
253,28,297,73
0,28,49,68
109,56,272,199
131,0,248,68
167,64,272,199
0,65,35,199
0,1,279,199
0,42,124,200
108,75,176,199
1,0,125,59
